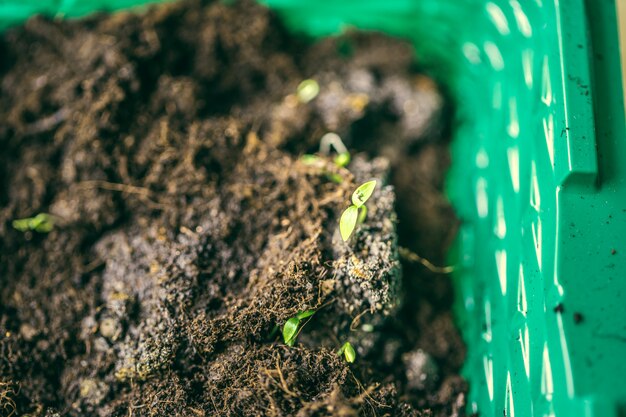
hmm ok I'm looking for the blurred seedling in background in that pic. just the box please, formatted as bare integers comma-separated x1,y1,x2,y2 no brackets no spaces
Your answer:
337,341,356,363
340,180,377,241
320,132,351,168
296,79,320,103
12,213,55,233
282,309,315,347
301,132,351,170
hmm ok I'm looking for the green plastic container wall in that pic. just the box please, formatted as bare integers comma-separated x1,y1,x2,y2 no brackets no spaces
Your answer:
2,1,626,416
0,0,170,30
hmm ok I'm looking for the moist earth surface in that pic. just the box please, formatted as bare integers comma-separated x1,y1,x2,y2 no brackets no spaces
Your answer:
0,1,465,416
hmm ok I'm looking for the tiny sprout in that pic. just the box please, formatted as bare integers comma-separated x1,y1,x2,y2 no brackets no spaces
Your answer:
300,154,323,166
282,310,315,346
301,133,350,172
361,324,374,333
337,342,356,363
320,133,351,168
300,155,344,183
320,133,348,158
333,152,351,168
339,180,377,241
296,79,320,103
326,172,344,184
12,213,55,233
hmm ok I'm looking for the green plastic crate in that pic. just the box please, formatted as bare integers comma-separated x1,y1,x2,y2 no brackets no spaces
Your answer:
2,1,626,416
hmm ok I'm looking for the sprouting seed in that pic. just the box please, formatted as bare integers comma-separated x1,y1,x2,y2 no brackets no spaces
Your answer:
319,133,348,158
333,152,351,168
282,309,315,346
282,318,300,347
339,180,377,241
300,155,344,183
301,133,350,171
321,133,350,168
337,342,356,363
12,213,55,233
296,79,320,103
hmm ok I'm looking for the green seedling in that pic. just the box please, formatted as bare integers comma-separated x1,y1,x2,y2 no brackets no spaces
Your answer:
361,324,374,333
282,310,315,347
12,213,55,233
300,155,345,183
333,152,351,168
325,172,344,184
301,133,350,170
320,132,350,168
296,79,320,103
337,342,356,363
300,154,323,166
339,180,377,241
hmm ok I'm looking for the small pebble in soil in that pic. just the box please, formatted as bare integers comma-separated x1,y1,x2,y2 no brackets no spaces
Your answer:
99,317,123,341
403,349,439,391
79,378,110,406
19,323,38,341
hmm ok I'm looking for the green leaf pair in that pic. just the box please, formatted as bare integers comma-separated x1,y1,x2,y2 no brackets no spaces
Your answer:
337,342,356,363
12,213,55,233
339,180,377,241
282,310,315,346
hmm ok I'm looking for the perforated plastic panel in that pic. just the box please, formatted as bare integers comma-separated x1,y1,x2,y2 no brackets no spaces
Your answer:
2,1,626,416
446,2,626,416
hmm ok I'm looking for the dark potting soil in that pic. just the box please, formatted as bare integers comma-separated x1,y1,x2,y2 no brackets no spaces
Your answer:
0,1,465,416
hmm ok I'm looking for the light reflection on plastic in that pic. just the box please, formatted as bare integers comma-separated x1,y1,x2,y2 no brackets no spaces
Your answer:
543,113,555,167
542,56,553,105
530,160,541,210
496,196,507,238
508,96,520,138
476,147,490,168
506,372,515,417
532,217,542,269
541,343,554,400
517,264,527,313
522,49,534,89
493,81,503,109
508,146,520,193
484,41,505,71
463,42,482,64
521,325,530,377
511,0,533,38
476,177,489,218
496,249,507,295
484,354,494,401
556,313,575,396
486,2,510,35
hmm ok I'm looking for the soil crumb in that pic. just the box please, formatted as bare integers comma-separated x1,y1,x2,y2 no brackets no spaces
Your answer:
0,1,465,416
